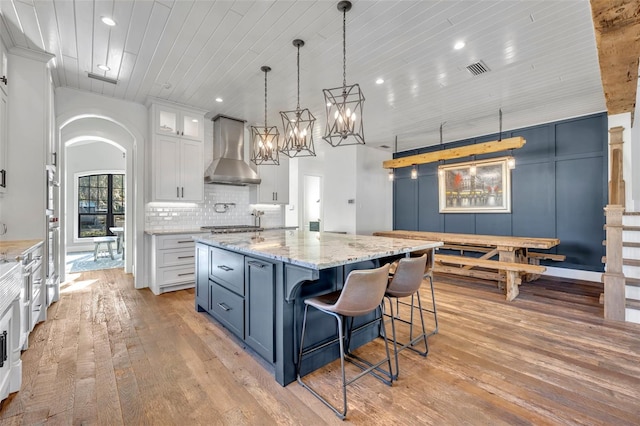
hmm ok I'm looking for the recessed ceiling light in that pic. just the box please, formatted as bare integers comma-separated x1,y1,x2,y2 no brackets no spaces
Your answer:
375,78,384,85
454,41,465,50
192,119,198,123
215,97,223,102
101,16,116,26
97,64,110,71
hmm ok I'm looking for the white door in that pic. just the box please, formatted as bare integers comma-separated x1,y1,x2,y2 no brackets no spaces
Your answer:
303,175,322,231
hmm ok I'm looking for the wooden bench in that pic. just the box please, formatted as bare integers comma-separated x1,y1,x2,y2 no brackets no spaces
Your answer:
434,254,546,301
93,236,117,261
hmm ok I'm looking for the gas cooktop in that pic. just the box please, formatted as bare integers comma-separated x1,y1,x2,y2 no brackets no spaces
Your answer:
200,225,264,234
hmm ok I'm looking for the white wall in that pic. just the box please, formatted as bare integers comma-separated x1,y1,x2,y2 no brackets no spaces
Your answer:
65,141,125,251
289,141,392,235
355,145,393,235
323,145,357,234
632,83,640,212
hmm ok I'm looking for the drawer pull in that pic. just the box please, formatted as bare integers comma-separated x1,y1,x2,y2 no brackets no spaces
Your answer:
177,272,193,277
177,255,195,259
217,265,233,272
247,261,265,269
217,302,231,311
177,240,192,244
0,330,6,367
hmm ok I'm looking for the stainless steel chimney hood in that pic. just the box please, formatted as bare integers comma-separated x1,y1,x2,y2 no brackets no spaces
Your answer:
204,115,261,185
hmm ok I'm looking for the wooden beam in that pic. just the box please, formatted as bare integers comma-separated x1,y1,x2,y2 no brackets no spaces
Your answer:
383,137,525,169
590,0,640,121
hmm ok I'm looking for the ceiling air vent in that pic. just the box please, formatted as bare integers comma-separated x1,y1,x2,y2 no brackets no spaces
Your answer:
87,72,118,85
466,60,490,76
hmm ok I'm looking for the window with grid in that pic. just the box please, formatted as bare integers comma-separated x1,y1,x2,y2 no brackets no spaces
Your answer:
78,174,125,238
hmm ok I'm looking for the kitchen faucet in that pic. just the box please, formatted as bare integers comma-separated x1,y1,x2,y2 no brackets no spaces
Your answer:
251,209,264,227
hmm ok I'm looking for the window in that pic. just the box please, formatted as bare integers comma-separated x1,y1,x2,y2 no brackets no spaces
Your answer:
78,174,124,238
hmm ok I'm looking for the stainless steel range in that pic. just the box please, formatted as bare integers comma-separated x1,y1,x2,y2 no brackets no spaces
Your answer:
201,225,264,234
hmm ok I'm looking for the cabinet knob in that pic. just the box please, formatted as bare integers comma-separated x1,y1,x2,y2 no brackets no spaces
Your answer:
1,76,6,85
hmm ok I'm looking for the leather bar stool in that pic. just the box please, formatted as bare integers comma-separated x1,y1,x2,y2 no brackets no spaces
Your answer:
389,249,438,335
296,264,392,420
384,253,431,379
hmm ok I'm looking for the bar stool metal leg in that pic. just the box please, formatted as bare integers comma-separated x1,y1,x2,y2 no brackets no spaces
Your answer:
297,304,349,419
297,303,393,420
425,273,439,336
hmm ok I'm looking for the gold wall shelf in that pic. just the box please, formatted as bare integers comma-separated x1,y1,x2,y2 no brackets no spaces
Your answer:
383,136,526,169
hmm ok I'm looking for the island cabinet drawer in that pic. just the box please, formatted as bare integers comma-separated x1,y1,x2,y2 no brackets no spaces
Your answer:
210,282,244,338
209,247,244,296
157,247,195,267
157,235,196,250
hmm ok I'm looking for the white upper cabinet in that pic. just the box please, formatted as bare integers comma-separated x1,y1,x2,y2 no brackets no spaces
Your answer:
148,100,206,202
153,103,204,141
251,156,289,205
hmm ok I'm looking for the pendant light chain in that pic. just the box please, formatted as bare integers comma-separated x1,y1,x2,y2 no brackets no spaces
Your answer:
296,43,301,111
342,6,347,88
264,69,268,128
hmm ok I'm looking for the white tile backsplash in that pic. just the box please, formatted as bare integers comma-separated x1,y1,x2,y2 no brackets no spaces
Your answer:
145,185,284,231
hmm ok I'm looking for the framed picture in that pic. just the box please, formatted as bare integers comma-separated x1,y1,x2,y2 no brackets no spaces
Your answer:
438,156,511,213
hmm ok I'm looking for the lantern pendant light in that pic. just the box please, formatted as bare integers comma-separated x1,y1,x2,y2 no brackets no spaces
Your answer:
322,0,365,147
251,66,280,166
280,39,316,158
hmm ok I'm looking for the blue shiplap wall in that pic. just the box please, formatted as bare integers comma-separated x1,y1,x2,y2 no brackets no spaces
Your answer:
393,113,608,272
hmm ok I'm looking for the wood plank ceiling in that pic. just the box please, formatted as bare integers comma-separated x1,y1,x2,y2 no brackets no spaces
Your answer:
0,1,612,152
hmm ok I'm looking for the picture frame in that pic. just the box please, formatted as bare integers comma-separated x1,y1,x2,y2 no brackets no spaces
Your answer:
438,156,511,213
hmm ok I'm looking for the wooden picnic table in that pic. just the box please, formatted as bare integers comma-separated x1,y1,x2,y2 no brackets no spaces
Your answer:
373,230,562,301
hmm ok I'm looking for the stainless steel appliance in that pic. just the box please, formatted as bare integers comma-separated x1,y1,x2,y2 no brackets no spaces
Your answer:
203,115,261,186
200,225,263,234
46,217,60,306
45,165,60,307
21,245,44,349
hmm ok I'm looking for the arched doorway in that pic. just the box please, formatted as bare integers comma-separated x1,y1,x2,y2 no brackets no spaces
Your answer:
57,112,145,289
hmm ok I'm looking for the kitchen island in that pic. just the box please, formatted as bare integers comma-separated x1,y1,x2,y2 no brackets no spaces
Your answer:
194,230,442,386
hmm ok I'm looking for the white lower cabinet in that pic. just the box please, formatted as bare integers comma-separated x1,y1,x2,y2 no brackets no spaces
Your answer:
150,233,207,295
0,263,22,403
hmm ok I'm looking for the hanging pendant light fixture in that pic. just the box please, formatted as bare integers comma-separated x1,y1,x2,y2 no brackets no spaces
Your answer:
280,39,316,158
323,1,365,147
251,66,280,166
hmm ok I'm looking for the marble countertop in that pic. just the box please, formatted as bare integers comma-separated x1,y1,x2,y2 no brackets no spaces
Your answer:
195,230,443,270
0,239,43,280
145,229,210,236
0,239,44,261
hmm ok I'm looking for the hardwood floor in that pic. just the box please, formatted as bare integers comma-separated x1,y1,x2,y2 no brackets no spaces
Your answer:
1,269,639,425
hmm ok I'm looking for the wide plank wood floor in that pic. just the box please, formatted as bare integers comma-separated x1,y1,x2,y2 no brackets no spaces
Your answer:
1,268,639,425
